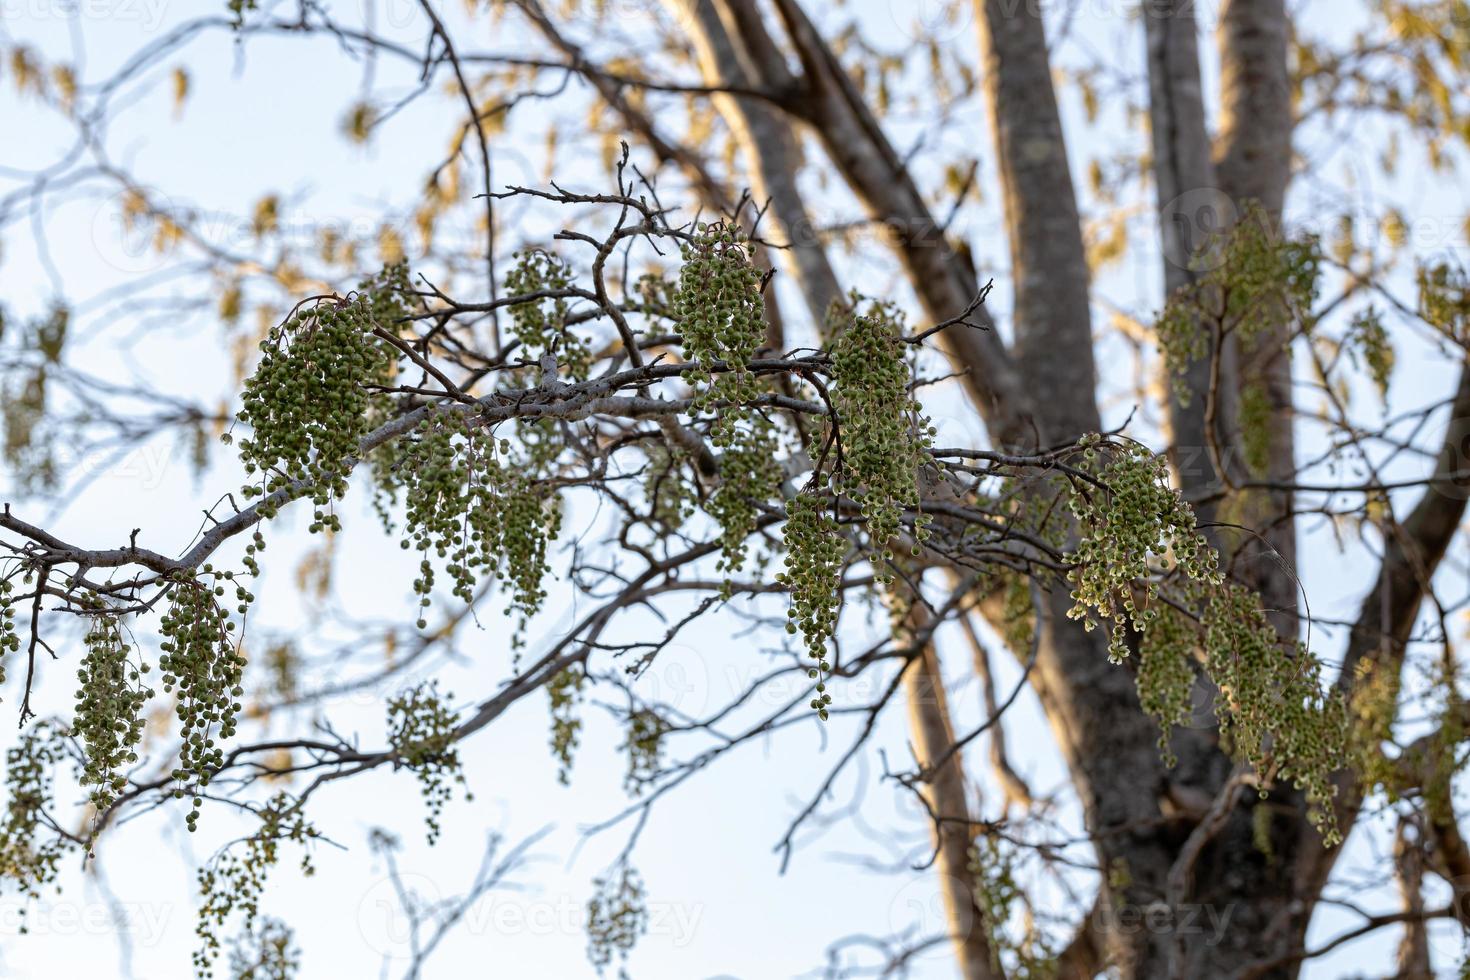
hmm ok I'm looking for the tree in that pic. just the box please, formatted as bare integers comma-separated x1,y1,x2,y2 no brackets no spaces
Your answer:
1,1,1468,977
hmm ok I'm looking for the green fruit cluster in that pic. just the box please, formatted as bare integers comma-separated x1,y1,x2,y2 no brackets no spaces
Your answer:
392,418,561,640
621,708,665,797
1155,203,1321,401
1203,584,1347,843
674,221,765,444
74,614,152,812
505,248,589,380
0,723,70,928
586,865,648,975
1135,605,1198,767
830,300,933,575
195,793,316,978
706,418,783,573
547,666,585,786
0,578,19,684
387,681,468,845
1065,437,1349,838
235,264,407,521
778,493,844,719
1065,437,1217,664
159,568,251,830
227,916,299,980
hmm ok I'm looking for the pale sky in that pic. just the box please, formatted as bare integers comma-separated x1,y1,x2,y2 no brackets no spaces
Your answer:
0,1,1467,977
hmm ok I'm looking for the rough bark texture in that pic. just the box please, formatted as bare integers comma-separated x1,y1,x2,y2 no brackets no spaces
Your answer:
570,2,1470,975
902,604,1003,980
1213,0,1301,641
676,0,843,326
764,0,1038,451
1143,0,1237,523
975,0,1099,445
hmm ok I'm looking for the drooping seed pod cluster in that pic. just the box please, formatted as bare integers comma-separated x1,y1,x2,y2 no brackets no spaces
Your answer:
0,723,70,929
1155,203,1321,401
706,417,784,574
1203,585,1347,842
586,864,649,976
673,221,766,445
621,708,666,797
1065,436,1349,840
1135,605,1198,767
1064,436,1218,664
390,417,562,640
234,264,408,520
158,568,251,830
547,665,585,786
227,917,300,980
387,681,468,845
194,793,316,978
505,248,590,380
73,614,152,813
829,300,934,575
0,577,19,685
778,492,845,719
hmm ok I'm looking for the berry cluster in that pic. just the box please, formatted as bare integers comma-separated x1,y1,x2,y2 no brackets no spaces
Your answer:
195,794,316,978
0,577,19,684
1064,437,1217,663
642,445,696,533
1156,204,1321,398
234,265,408,521
586,865,649,976
1064,437,1349,837
227,917,299,980
391,418,561,639
0,723,70,928
505,248,589,379
1135,605,1198,767
621,708,666,797
547,666,585,786
674,221,766,443
1203,585,1347,842
778,493,845,719
829,300,933,575
706,418,783,573
387,681,468,844
159,568,251,829
74,614,152,812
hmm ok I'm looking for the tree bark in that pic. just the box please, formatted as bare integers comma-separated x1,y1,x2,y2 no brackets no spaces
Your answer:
674,0,844,327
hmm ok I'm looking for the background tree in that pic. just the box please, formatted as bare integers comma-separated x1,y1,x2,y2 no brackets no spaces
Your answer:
1,1,1469,978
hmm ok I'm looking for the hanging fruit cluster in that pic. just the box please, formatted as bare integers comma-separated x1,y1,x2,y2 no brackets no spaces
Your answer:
158,567,252,830
674,221,766,445
387,681,469,845
234,264,409,520
388,417,561,640
73,613,152,812
829,300,934,574
778,493,845,719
